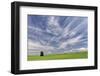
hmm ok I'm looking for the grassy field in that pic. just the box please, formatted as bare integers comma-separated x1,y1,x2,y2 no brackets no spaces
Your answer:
27,51,88,61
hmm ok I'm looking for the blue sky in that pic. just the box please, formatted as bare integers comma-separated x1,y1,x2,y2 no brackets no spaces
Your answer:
28,15,88,53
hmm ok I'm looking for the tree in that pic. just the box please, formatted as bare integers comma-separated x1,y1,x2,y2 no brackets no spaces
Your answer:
40,51,44,56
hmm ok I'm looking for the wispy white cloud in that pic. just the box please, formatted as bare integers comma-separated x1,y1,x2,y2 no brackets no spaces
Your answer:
28,39,55,51
28,15,88,53
59,34,83,49
46,16,63,36
52,17,88,50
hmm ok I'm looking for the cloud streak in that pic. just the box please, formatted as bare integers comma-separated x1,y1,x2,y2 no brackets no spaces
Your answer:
28,15,88,53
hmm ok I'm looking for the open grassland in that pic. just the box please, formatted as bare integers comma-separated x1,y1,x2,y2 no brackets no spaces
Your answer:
28,51,88,61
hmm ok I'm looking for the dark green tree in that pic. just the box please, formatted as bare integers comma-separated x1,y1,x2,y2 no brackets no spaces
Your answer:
40,51,44,56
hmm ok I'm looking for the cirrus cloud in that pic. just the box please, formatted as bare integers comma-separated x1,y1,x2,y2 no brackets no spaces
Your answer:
28,15,88,53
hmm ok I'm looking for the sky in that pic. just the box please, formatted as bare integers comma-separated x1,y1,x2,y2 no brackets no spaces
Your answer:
28,15,88,53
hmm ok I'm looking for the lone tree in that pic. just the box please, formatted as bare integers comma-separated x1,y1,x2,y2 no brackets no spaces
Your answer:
40,51,44,56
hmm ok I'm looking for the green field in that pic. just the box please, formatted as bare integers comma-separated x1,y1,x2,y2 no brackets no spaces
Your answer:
27,51,88,61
